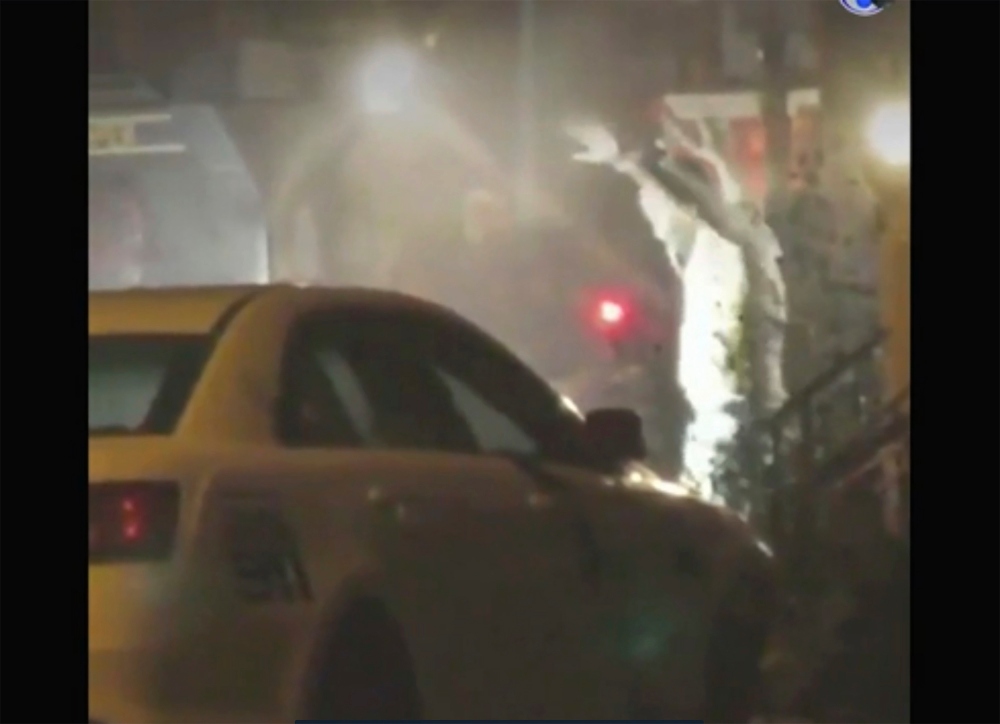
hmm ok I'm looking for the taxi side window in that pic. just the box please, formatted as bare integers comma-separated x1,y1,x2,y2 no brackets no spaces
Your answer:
419,317,595,468
346,343,480,453
276,335,370,448
433,367,538,457
277,313,480,454
315,348,376,441
278,310,591,467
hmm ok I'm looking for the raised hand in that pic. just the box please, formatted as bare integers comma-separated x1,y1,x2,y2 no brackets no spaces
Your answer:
658,113,743,205
565,122,622,166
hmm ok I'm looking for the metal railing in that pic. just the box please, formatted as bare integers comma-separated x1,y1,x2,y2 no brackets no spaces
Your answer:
738,329,910,590
762,329,890,490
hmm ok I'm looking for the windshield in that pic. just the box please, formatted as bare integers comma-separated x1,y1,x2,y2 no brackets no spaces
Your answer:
89,335,212,435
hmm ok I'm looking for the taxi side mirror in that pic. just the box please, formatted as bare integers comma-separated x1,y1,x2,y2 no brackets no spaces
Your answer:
584,407,647,467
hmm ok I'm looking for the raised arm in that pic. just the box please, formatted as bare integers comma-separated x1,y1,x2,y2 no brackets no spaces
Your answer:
565,122,688,269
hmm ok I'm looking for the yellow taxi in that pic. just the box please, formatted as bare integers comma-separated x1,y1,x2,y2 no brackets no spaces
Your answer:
89,284,777,723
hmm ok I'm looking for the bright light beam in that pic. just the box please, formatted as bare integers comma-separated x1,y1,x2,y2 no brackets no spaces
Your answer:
865,100,910,167
358,46,418,115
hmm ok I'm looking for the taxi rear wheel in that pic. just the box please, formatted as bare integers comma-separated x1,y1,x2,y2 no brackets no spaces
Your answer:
704,561,779,723
307,599,422,720
704,613,770,723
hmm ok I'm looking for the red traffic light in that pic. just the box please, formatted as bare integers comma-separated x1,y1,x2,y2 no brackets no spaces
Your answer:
597,299,626,325
586,291,634,339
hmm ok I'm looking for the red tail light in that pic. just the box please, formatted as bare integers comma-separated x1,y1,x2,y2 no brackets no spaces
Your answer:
89,482,180,563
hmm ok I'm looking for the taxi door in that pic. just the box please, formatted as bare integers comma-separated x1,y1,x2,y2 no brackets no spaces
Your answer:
414,320,624,717
283,310,606,718
554,465,714,719
362,453,593,719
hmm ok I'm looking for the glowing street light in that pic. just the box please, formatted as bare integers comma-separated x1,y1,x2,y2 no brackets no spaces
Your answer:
358,45,419,115
865,100,910,167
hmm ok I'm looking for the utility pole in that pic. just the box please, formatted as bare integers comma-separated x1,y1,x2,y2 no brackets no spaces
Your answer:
759,4,791,210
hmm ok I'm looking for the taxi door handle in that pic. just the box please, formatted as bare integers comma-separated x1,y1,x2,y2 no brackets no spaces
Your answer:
367,487,424,522
368,487,447,524
367,486,393,508
526,491,555,511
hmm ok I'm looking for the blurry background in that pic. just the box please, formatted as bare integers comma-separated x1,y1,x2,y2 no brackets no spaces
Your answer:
89,0,908,388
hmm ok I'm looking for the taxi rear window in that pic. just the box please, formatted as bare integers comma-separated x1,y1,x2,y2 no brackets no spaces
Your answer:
89,335,211,436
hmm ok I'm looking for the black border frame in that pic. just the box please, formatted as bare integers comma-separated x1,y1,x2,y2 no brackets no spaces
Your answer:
909,2,1000,721
1,1,90,721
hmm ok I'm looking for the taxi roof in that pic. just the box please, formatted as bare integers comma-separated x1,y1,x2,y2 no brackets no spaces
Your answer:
87,284,451,336
89,285,269,336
